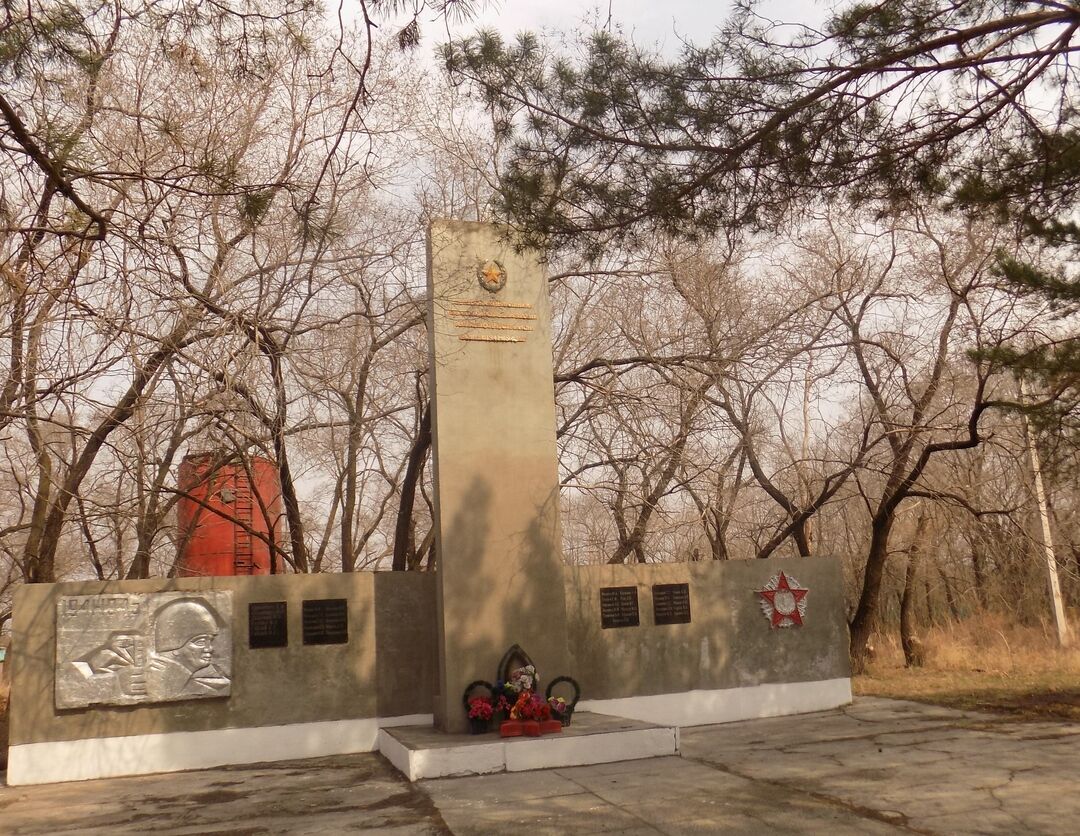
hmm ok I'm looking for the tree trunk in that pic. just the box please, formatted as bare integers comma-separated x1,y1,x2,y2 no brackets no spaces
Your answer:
970,544,989,610
24,459,53,582
340,357,372,573
792,520,812,557
849,512,895,673
273,442,309,572
940,566,962,621
923,575,936,627
127,521,156,580
340,419,361,571
710,514,730,561
900,511,930,667
392,405,431,571
30,325,194,580
1072,544,1080,608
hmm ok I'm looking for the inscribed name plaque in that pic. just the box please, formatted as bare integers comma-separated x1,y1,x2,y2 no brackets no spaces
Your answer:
652,583,692,625
248,601,288,649
55,591,233,709
600,586,640,629
302,598,348,645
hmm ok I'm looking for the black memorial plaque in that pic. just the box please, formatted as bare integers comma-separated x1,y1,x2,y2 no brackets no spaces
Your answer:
599,586,640,629
652,583,692,625
302,598,349,645
249,601,288,648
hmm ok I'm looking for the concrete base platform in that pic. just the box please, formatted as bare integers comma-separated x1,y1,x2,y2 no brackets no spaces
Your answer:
378,712,679,781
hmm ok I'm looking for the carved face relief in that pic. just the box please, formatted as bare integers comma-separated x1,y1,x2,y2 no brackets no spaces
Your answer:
56,591,233,708
173,634,216,672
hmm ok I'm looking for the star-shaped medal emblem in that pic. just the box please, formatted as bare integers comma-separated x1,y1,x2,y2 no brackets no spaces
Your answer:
757,571,808,628
477,259,506,292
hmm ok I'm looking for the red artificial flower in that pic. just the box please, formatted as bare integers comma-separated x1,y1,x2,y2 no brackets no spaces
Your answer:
510,691,531,720
467,696,493,720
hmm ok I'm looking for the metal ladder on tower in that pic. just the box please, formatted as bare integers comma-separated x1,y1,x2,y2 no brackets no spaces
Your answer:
233,478,254,575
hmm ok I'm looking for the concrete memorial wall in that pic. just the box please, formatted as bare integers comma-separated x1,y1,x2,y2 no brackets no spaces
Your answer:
565,558,852,725
5,573,436,785
4,220,852,786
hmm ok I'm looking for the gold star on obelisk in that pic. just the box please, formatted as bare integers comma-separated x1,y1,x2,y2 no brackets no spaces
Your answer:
477,259,506,292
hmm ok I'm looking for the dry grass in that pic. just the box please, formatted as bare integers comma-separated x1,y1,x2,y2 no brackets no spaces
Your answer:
855,614,1080,721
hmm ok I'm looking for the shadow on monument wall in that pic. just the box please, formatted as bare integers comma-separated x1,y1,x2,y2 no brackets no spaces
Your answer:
436,472,570,731
562,563,732,700
436,473,849,718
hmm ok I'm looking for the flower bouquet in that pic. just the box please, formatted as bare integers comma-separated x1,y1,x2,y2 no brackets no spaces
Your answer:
461,680,495,734
508,691,550,736
499,664,553,737
545,676,581,726
548,696,569,725
467,696,494,734
480,648,581,737
509,664,536,693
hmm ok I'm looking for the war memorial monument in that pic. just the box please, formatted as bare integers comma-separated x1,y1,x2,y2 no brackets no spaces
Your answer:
4,221,851,785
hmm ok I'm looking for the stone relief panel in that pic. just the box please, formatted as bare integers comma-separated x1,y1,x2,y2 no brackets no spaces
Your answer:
55,591,233,709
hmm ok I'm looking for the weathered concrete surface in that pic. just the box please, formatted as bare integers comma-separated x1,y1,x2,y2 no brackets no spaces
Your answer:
0,754,449,835
426,220,569,733
424,756,904,835
10,574,381,746
680,696,1080,835
425,697,1080,834
565,558,850,701
3,698,1079,833
374,572,438,718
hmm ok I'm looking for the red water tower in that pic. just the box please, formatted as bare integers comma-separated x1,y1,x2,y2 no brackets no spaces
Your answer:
176,453,283,576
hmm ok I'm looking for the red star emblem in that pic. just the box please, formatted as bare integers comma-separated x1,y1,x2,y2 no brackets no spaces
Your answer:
758,571,809,628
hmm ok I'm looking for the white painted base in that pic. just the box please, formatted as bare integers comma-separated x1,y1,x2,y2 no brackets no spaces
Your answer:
5,714,433,786
379,722,679,781
379,729,506,781
577,677,852,727
5,679,850,786
378,713,434,729
503,726,678,774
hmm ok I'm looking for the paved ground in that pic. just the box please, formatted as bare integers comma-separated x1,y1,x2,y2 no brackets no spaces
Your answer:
2,697,1078,834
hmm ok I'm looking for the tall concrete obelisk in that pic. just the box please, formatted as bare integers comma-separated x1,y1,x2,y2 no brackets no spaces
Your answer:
426,220,570,733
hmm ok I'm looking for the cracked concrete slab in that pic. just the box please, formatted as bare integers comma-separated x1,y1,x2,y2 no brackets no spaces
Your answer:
678,697,1080,834
425,751,909,835
0,754,451,835
2,697,1079,834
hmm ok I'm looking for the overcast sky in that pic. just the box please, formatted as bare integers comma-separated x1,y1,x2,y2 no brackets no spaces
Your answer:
453,0,829,49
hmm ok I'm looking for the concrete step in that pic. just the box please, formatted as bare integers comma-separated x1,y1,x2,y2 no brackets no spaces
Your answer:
379,712,679,781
